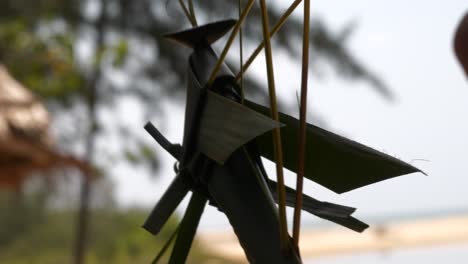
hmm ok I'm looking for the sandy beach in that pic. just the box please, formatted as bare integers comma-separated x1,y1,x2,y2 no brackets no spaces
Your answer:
198,214,468,263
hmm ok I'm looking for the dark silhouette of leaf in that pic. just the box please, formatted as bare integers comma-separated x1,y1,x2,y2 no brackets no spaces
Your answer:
164,19,237,48
198,91,282,164
143,174,190,236
246,99,424,194
268,180,369,232
168,192,206,264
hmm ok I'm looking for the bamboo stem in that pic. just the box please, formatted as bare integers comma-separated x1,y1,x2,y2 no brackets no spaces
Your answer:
207,0,255,86
258,0,289,253
292,0,310,248
235,0,302,80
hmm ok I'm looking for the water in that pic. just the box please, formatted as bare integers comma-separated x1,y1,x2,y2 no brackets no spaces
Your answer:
309,243,468,264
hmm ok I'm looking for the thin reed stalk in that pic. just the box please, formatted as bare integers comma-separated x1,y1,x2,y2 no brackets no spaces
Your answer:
238,0,245,101
178,0,196,26
292,0,310,248
258,0,289,253
187,0,198,26
235,0,302,80
207,0,255,86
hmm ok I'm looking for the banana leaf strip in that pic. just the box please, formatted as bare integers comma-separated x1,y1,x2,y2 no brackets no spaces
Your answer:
169,192,207,264
268,180,368,232
144,122,182,160
198,91,282,164
143,174,191,235
206,147,300,263
268,180,355,217
180,67,206,165
245,99,424,194
164,19,237,48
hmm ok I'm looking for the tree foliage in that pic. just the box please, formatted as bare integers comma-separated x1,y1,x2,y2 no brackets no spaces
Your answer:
0,0,396,261
0,0,391,174
0,189,207,263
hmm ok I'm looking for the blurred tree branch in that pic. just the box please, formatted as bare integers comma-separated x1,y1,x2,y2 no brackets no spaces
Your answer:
0,0,392,189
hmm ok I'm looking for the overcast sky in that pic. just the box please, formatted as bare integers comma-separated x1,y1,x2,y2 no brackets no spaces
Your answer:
108,0,468,239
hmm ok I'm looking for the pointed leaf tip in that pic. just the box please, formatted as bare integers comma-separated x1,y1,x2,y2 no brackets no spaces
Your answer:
246,99,425,194
163,19,237,48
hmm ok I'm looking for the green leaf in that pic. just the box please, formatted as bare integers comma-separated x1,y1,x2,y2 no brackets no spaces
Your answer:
113,40,129,67
124,150,139,164
139,143,156,160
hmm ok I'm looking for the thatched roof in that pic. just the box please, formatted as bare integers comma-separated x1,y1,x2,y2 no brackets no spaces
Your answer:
0,65,88,189
0,65,49,141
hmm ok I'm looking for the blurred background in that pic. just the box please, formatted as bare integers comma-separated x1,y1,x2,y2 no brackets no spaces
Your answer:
0,0,467,263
